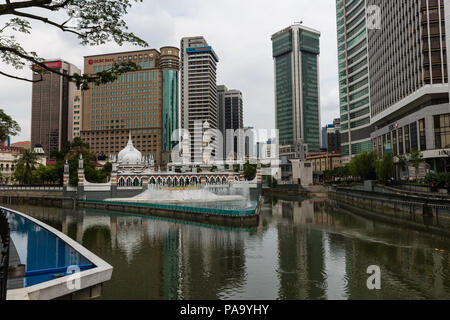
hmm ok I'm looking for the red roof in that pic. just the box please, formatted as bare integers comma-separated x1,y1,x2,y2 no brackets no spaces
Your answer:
11,141,31,147
0,145,24,152
91,162,104,168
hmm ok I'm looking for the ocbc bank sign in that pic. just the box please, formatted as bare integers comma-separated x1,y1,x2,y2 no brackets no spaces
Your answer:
88,58,115,65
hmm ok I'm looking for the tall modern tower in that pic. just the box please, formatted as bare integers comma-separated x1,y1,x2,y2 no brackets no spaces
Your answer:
224,89,244,157
271,23,321,160
81,47,180,168
335,0,372,162
180,36,219,163
217,85,228,158
217,86,244,158
31,60,80,157
368,0,450,172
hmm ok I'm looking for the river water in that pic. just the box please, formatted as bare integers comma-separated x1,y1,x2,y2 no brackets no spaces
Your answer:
5,196,450,300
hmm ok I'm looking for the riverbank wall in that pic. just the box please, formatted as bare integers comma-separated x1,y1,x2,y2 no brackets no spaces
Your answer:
0,186,262,228
262,185,327,198
328,187,450,236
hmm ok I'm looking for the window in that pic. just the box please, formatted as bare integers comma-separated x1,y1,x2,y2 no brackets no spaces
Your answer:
404,125,410,154
419,119,426,151
434,114,450,149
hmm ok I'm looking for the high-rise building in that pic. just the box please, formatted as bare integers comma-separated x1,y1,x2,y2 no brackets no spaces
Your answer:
80,47,180,168
72,90,82,139
31,60,80,157
335,0,372,162
271,23,321,159
180,36,219,163
217,85,228,158
223,88,244,157
368,0,450,172
327,119,341,152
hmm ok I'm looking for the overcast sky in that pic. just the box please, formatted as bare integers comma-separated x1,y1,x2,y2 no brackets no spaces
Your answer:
0,0,339,143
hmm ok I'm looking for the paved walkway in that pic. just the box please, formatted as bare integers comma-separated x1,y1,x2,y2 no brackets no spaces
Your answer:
386,185,450,200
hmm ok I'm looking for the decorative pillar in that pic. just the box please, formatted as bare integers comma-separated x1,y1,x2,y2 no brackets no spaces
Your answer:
63,160,70,188
256,163,262,185
77,154,85,199
77,155,85,187
201,176,207,185
239,163,245,181
142,177,149,190
110,162,118,198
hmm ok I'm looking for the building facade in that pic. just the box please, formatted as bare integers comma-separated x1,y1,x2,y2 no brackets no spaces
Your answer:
224,89,244,158
217,85,228,158
335,0,373,162
368,0,450,173
72,90,82,139
307,151,342,173
80,47,180,168
272,23,321,159
31,60,81,157
180,37,219,163
324,118,341,152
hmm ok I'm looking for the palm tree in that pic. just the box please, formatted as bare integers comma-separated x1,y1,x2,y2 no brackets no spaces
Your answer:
14,149,39,184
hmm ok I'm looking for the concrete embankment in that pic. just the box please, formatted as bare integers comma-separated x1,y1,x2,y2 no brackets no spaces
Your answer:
263,185,327,199
78,199,261,228
0,189,68,207
328,186,450,236
0,189,261,228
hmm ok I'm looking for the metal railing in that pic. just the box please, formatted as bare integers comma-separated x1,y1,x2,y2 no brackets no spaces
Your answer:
0,209,10,301
0,184,62,191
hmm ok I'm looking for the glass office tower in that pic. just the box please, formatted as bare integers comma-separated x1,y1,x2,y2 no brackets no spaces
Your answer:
336,0,373,162
272,23,321,159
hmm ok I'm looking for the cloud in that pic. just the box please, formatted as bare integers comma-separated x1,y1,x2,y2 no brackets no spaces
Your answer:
0,0,339,143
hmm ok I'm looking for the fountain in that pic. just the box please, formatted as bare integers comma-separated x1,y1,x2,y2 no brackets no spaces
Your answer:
97,134,259,220
106,182,247,204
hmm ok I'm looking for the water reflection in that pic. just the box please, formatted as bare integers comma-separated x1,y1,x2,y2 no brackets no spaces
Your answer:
5,196,450,300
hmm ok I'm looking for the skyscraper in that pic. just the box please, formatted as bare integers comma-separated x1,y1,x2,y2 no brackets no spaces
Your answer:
80,47,180,168
368,0,450,172
180,36,219,163
72,90,82,139
271,23,321,159
335,0,372,162
218,87,244,158
31,60,80,157
217,85,228,158
225,89,244,157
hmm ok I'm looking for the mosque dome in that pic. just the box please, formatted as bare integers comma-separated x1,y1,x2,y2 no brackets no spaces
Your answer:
118,134,142,165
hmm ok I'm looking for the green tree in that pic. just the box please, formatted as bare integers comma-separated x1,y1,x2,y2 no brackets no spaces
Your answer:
376,153,395,182
0,109,21,142
349,151,377,181
243,162,257,181
13,149,39,184
409,150,424,180
1,0,147,88
103,162,112,174
48,137,110,186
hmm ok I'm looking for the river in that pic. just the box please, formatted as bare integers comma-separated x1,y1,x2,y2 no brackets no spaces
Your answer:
4,195,450,300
